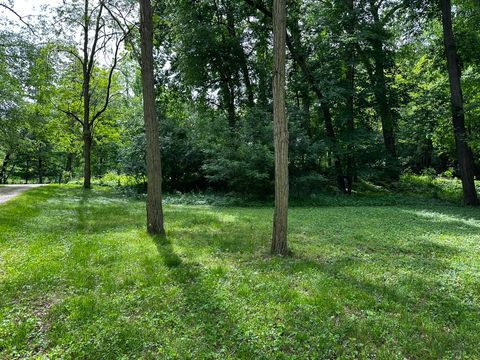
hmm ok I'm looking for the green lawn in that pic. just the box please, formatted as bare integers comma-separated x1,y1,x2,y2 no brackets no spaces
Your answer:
1,185,480,359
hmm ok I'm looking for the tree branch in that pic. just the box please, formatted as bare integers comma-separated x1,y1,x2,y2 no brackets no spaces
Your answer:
91,29,130,125
56,106,84,126
0,3,36,35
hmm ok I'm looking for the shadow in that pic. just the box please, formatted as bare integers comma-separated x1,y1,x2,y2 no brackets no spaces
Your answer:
0,185,55,235
146,233,270,357
3,186,480,357
237,249,480,357
151,233,182,268
75,189,89,232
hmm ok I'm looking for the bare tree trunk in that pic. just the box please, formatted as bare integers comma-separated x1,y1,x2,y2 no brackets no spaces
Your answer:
441,0,478,205
371,41,399,179
240,53,254,108
82,0,92,189
289,19,345,193
243,0,346,193
225,5,254,108
257,32,269,108
139,0,165,234
271,0,289,255
24,159,29,184
219,75,237,130
65,152,73,174
321,106,346,194
368,1,399,179
345,0,355,194
301,87,311,134
37,154,43,184
0,152,10,184
83,132,92,188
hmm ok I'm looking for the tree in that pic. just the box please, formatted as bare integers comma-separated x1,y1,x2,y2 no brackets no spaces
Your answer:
244,0,348,193
271,0,288,255
344,0,356,194
139,0,165,234
355,0,409,179
0,30,58,185
440,0,478,205
54,0,127,189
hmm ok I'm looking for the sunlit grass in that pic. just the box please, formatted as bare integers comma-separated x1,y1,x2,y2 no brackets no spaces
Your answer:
1,185,479,359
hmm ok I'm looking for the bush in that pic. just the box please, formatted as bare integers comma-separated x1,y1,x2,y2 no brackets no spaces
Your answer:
95,172,139,187
290,173,331,196
441,167,455,179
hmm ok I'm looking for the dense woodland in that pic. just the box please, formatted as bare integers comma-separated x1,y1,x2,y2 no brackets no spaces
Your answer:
2,1,480,357
0,0,479,203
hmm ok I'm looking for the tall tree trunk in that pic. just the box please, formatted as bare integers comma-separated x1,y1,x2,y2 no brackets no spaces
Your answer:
240,53,254,108
37,154,43,184
82,0,92,189
65,152,73,174
289,20,345,193
0,152,10,184
301,87,311,135
345,0,356,194
24,159,29,184
320,106,346,193
257,32,269,108
243,0,346,192
271,0,289,255
219,76,237,130
225,5,254,108
367,1,399,179
371,39,399,179
345,62,355,194
140,0,166,234
441,0,478,205
83,132,92,188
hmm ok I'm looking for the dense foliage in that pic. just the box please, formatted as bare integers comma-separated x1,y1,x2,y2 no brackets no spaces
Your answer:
0,0,479,199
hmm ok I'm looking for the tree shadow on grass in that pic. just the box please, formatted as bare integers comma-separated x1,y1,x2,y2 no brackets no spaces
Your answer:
0,185,55,235
4,186,479,358
234,252,480,358
148,233,270,358
241,228,480,357
151,233,182,269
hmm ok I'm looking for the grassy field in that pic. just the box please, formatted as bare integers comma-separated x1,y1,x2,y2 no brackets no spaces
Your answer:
1,185,480,359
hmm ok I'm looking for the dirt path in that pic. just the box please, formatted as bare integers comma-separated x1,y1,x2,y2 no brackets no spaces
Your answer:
0,184,45,204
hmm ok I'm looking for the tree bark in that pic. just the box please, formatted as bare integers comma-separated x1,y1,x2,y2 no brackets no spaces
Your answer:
301,87,311,134
243,0,346,193
225,5,254,108
0,152,11,184
257,32,269,108
37,154,43,184
65,152,73,174
139,0,166,234
24,159,29,184
219,75,237,129
271,0,289,255
82,0,92,189
288,18,345,193
83,131,92,188
371,40,399,179
345,0,356,194
365,1,399,179
240,52,254,108
441,0,479,205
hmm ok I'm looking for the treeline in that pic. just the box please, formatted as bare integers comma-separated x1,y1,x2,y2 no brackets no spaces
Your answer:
0,0,479,202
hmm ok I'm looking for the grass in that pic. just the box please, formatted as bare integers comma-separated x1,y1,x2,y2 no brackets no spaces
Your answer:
1,185,480,359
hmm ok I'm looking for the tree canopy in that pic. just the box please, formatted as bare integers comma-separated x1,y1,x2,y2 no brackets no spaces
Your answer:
0,0,478,205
